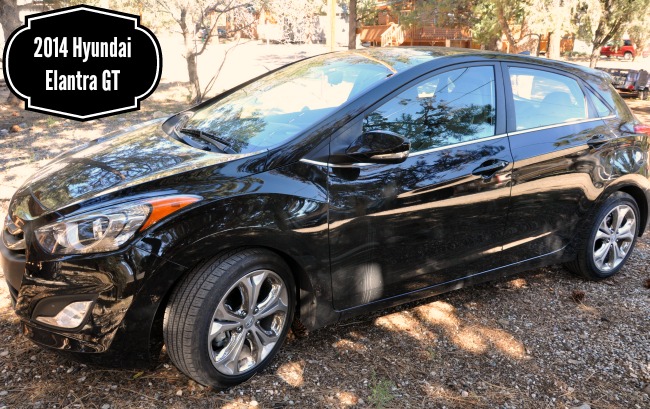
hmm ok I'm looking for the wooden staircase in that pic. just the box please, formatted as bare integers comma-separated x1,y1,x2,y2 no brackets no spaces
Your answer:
380,23,404,47
360,23,404,47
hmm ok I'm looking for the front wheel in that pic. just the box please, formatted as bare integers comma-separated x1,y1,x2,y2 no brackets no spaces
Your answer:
566,192,639,280
624,51,633,61
164,248,295,389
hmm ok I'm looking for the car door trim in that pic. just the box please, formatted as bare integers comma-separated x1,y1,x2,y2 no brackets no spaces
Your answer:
410,133,508,157
300,158,373,168
302,134,510,167
507,117,609,137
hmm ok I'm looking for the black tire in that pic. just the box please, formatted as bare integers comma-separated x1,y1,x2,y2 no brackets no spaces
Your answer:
641,89,649,101
624,52,633,61
164,248,295,389
566,192,639,280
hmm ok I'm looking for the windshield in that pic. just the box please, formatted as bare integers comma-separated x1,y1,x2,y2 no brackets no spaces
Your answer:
183,53,394,153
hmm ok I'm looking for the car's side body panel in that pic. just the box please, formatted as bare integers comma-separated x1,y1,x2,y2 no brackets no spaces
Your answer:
328,134,513,310
326,61,513,310
501,62,650,265
144,162,335,330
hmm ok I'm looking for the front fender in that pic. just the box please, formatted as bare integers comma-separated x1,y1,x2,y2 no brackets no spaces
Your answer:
130,162,337,339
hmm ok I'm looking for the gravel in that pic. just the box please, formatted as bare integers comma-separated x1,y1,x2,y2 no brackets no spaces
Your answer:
0,77,649,409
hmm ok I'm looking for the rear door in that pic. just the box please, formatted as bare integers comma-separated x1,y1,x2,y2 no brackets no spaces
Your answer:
327,63,514,310
501,64,611,262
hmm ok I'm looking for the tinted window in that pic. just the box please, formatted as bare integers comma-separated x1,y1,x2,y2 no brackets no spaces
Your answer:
509,67,587,130
586,87,613,117
591,78,632,121
363,66,496,152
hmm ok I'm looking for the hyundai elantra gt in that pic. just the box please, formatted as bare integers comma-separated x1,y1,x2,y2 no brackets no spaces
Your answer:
2,48,649,389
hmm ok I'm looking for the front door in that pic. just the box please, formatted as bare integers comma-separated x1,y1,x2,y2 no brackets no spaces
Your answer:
328,64,514,310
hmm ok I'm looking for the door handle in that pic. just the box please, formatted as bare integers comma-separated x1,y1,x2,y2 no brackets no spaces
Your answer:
472,159,510,178
587,134,608,148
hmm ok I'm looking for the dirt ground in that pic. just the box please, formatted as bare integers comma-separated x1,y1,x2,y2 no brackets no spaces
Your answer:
0,47,650,409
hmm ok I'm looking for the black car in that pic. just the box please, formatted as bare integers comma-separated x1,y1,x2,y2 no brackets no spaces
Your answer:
2,48,649,389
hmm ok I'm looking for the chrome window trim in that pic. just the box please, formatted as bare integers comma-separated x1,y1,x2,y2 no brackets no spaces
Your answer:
299,158,373,168
300,134,509,167
410,133,508,156
508,117,606,137
303,115,609,167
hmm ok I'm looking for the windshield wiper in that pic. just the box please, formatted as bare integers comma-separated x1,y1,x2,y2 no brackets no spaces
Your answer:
179,128,237,154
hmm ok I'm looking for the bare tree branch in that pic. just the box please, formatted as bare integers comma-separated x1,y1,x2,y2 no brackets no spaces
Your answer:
201,37,249,98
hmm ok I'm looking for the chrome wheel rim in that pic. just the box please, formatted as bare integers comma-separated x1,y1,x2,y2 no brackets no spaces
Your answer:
593,204,636,272
208,269,289,375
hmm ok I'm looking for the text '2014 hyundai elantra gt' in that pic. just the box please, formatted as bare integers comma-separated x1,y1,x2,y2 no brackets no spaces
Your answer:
2,48,650,389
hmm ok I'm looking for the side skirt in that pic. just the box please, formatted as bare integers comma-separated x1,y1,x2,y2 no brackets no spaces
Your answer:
335,247,568,322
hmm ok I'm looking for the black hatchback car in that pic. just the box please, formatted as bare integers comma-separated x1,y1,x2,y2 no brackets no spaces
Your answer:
2,48,649,389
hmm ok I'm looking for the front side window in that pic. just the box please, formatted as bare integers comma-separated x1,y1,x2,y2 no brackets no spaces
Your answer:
509,67,588,130
363,66,496,152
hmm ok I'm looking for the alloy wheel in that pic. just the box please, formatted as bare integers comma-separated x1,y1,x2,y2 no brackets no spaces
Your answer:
208,269,289,375
592,204,636,272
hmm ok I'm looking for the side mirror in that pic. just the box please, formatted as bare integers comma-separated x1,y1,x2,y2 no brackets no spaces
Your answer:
341,130,410,164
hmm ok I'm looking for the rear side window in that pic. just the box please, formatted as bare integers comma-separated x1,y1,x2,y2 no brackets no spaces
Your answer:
363,66,496,152
509,67,587,130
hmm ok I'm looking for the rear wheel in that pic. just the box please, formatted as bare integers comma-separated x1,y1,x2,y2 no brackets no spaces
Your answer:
624,51,633,61
164,248,295,389
566,192,639,280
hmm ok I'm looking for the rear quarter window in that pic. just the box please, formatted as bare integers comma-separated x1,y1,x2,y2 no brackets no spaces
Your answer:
585,87,613,117
589,77,634,122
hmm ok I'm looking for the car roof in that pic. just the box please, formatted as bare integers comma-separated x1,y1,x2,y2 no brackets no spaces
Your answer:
341,46,606,82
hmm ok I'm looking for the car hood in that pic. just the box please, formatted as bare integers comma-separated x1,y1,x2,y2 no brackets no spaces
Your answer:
10,120,261,221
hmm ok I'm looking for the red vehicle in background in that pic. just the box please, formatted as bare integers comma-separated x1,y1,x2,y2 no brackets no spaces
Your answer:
600,40,636,60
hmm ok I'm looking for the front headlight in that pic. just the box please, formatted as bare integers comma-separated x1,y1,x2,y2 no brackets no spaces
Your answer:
35,196,200,255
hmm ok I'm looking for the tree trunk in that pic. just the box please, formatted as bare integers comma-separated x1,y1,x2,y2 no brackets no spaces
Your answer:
348,0,356,49
0,0,21,40
185,49,202,103
587,9,620,69
1,0,23,105
495,3,518,54
589,46,600,68
177,8,202,103
547,32,562,60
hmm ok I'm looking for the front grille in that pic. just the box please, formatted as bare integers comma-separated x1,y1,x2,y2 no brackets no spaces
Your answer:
2,213,25,253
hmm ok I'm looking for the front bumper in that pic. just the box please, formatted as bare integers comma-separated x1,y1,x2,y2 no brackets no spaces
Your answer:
1,229,167,364
0,232,24,305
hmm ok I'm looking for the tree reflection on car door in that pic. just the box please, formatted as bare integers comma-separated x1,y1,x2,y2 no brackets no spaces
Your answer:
327,64,515,310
